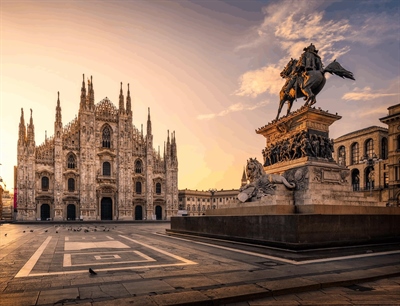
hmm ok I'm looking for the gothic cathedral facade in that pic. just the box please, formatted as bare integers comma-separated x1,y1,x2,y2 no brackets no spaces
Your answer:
16,75,178,221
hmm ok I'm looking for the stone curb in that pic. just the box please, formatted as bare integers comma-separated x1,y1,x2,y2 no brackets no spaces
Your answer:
87,270,400,306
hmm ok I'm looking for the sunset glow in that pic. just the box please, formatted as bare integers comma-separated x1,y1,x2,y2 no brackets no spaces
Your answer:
1,0,399,192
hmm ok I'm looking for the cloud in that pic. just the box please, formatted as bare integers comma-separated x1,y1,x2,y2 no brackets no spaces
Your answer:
235,1,399,100
235,66,282,97
358,106,392,118
342,87,398,101
197,100,270,120
235,1,353,99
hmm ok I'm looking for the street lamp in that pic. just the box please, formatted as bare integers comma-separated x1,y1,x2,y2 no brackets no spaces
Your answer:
360,153,382,196
208,188,217,209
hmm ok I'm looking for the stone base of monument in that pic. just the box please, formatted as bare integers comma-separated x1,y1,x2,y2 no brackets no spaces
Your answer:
169,209,400,250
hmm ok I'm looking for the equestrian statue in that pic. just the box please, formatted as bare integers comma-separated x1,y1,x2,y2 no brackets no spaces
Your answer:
276,43,355,120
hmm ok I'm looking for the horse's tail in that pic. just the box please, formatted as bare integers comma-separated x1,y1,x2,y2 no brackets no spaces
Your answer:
324,60,355,80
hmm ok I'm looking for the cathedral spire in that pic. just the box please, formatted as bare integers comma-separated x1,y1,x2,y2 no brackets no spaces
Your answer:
119,82,125,113
80,73,86,110
241,166,247,187
55,91,62,128
147,107,152,136
88,75,94,109
27,108,35,143
171,131,177,161
126,83,132,116
18,108,26,145
166,130,171,157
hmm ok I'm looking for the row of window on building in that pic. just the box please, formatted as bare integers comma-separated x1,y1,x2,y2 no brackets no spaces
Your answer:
40,176,162,194
338,138,387,166
67,154,145,174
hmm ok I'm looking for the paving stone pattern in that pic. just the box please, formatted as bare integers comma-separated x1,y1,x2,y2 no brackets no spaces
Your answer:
0,223,399,305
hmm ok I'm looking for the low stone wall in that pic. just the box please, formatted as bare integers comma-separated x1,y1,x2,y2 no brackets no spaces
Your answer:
205,204,400,216
169,214,400,249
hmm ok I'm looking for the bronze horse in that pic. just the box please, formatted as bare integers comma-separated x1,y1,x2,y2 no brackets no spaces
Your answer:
276,58,355,120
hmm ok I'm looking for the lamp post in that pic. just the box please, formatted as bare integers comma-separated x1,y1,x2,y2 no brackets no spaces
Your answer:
360,153,382,197
208,188,217,209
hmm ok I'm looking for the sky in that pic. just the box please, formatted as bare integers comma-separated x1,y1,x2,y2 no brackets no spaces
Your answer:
0,0,399,192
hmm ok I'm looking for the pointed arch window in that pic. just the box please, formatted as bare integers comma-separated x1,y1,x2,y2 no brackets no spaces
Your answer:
67,154,76,169
351,142,359,165
103,162,111,176
41,176,49,191
156,182,161,194
102,126,111,148
68,178,75,192
135,181,142,194
135,160,142,173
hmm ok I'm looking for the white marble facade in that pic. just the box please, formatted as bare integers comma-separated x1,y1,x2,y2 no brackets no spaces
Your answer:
16,76,178,221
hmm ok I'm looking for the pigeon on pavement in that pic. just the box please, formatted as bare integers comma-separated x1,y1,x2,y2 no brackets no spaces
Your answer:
89,268,97,275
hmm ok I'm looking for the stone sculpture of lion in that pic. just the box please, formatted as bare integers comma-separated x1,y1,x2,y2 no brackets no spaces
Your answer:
238,157,295,202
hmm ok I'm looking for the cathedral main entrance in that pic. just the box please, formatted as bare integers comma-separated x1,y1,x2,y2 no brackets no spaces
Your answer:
40,204,50,221
67,204,76,220
134,205,143,220
155,205,162,220
101,197,113,220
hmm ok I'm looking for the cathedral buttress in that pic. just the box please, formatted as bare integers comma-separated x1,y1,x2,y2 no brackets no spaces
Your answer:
146,108,154,219
165,130,174,218
117,82,127,217
79,74,96,220
26,109,36,216
53,92,63,220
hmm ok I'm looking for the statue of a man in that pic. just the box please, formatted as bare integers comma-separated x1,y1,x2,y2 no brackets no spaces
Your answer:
298,43,323,72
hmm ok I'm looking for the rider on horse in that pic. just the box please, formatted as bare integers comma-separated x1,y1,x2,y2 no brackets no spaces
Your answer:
284,43,323,95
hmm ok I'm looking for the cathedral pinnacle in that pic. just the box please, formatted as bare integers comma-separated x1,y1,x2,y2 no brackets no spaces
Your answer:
18,108,26,144
147,107,152,136
80,73,86,110
126,83,132,115
88,75,94,109
119,82,125,113
27,108,35,143
56,91,62,127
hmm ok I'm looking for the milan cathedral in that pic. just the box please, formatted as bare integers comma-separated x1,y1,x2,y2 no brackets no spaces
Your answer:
16,75,178,221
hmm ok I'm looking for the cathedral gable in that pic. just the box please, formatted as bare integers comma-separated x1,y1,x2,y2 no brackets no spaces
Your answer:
95,98,118,122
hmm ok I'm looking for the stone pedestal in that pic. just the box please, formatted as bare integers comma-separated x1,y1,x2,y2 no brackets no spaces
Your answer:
253,106,380,206
257,106,340,173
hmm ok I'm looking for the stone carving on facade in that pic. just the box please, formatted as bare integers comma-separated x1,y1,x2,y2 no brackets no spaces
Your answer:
262,131,334,166
276,43,355,120
238,158,295,202
284,167,309,191
313,167,350,185
17,76,178,221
